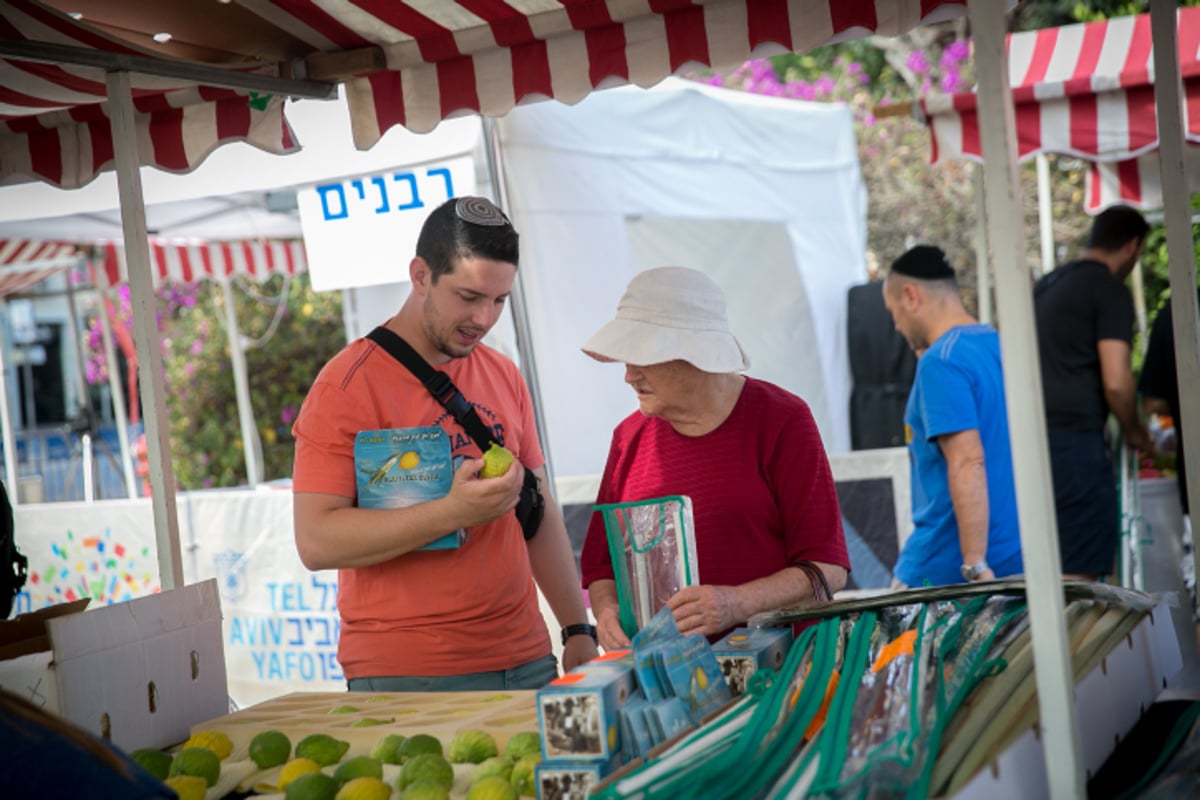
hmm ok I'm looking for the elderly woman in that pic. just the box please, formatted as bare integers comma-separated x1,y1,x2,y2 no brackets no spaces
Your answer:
579,267,850,649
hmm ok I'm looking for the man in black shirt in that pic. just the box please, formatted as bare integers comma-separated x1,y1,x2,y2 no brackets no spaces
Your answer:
1140,294,1198,514
1034,205,1153,580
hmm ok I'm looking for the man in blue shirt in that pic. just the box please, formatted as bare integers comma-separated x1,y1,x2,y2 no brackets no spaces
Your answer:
882,245,1023,586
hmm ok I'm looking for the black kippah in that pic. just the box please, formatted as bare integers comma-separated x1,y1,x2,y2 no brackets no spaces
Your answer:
891,245,955,280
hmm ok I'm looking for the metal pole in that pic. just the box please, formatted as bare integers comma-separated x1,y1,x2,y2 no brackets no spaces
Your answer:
1131,261,1148,358
968,1,1085,796
972,164,992,325
92,283,139,497
106,70,184,590
481,117,556,492
62,262,92,420
0,300,19,504
220,279,262,486
63,263,99,500
1149,0,1200,616
1036,153,1055,276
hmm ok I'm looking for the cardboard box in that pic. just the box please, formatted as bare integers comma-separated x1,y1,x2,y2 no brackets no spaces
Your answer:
0,580,228,752
537,658,636,762
712,627,793,697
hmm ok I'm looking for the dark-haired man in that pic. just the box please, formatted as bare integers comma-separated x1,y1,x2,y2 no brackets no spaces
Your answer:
883,245,1023,587
1034,204,1154,579
292,196,597,690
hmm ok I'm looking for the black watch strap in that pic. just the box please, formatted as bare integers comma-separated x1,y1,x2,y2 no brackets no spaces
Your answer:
561,623,598,646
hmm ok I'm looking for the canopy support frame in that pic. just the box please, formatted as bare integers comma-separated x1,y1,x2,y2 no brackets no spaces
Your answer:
106,69,184,590
1150,0,1200,620
968,1,1086,796
0,38,334,100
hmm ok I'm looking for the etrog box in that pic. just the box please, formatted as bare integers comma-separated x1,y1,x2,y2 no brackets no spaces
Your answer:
0,580,227,751
712,626,793,697
536,757,620,800
537,657,636,762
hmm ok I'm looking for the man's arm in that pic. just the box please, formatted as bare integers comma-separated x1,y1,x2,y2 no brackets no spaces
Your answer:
524,466,599,671
1098,339,1153,453
937,428,994,579
293,456,522,570
667,562,848,638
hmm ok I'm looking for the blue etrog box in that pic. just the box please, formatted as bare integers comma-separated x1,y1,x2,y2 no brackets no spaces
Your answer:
354,425,466,550
711,627,793,697
536,758,619,800
537,658,636,762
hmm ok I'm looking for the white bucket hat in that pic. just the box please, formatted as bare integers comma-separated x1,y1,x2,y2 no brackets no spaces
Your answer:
582,267,751,373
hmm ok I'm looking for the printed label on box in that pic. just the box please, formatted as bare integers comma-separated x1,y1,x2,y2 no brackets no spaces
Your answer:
354,426,465,549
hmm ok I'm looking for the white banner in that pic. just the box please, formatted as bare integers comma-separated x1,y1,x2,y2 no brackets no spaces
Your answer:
298,156,476,291
13,490,344,707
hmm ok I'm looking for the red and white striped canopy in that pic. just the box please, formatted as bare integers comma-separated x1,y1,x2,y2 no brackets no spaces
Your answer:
0,0,299,189
0,238,305,296
0,238,78,296
97,238,307,289
321,0,974,147
922,7,1200,212
1,0,973,189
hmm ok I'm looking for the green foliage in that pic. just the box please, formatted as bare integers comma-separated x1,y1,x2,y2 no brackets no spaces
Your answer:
163,273,343,489
1139,197,1200,320
85,273,344,490
1013,0,1200,30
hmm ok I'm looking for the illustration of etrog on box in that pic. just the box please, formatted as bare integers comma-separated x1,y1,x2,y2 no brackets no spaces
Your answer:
354,425,466,549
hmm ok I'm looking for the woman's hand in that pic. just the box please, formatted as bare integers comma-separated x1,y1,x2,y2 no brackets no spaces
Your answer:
667,585,741,637
594,605,631,651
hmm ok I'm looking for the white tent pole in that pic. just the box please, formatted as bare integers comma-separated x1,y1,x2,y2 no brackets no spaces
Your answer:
481,117,555,491
220,278,262,486
61,263,92,419
1150,0,1200,612
1131,261,1149,358
967,2,1085,798
61,271,99,501
1036,153,1054,276
0,300,19,504
972,163,992,325
92,281,139,497
106,70,184,590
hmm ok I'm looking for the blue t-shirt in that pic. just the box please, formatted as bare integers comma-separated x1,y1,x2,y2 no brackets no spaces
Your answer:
894,324,1023,586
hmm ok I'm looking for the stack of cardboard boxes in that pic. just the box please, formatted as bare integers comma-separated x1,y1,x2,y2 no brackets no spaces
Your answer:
534,610,794,799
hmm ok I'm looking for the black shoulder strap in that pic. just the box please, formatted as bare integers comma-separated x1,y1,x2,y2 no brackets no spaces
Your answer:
366,326,496,452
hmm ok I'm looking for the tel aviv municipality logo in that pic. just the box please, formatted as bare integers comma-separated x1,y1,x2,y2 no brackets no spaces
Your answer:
213,549,247,603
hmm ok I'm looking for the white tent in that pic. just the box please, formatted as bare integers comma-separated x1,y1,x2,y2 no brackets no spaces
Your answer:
0,79,867,493
501,78,866,481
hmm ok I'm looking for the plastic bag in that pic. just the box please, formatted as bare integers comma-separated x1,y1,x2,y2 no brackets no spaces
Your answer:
596,495,700,639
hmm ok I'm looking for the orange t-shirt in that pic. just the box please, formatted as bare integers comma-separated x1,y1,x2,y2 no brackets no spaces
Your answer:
292,337,551,679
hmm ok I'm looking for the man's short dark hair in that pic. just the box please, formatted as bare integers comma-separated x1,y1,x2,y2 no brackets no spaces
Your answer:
416,196,519,281
1087,205,1149,252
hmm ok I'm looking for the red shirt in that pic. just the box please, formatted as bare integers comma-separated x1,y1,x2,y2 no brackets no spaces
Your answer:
581,378,848,598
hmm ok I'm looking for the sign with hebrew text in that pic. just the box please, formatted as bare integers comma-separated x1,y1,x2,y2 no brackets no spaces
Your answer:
298,156,476,291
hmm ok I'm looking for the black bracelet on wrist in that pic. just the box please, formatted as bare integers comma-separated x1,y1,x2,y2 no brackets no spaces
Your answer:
561,623,598,646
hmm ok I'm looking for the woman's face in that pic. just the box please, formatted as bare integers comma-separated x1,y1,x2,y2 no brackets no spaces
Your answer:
623,360,703,420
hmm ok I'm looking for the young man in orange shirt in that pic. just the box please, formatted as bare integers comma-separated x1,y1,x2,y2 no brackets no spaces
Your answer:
292,197,598,690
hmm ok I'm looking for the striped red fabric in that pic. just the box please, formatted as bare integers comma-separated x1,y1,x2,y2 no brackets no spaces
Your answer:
1,0,970,188
923,7,1200,166
0,238,79,297
0,1,300,189
97,239,307,289
336,0,973,147
1085,149,1200,214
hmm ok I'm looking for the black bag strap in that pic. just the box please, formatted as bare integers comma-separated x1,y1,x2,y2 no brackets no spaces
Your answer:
366,326,497,452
